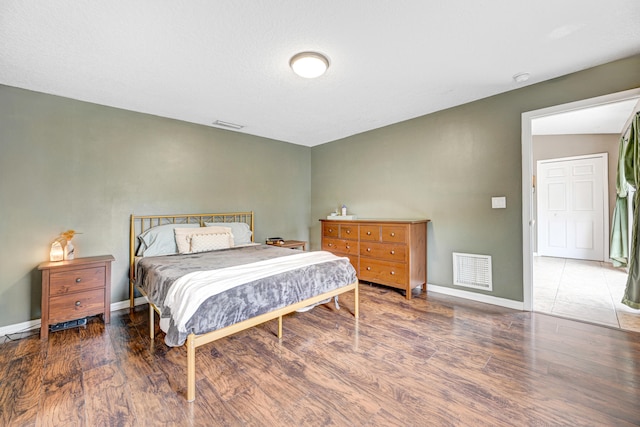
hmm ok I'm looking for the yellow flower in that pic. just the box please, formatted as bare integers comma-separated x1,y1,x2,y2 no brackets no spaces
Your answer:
61,230,78,241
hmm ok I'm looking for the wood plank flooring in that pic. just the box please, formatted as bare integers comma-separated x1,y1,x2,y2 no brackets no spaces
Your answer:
1,283,639,426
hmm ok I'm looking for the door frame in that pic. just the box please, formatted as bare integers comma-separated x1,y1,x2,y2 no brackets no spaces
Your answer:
536,152,608,261
521,87,640,311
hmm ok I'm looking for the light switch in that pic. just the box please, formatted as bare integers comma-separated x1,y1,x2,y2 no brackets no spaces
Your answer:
492,196,506,209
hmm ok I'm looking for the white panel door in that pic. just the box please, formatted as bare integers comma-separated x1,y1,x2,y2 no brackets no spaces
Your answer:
537,154,607,261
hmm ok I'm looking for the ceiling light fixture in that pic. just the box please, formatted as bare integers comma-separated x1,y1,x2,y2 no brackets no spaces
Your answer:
212,120,244,130
513,72,531,84
290,51,329,78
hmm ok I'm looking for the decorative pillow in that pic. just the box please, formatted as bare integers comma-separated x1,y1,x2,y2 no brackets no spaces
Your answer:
204,222,253,245
174,226,233,254
189,233,233,253
137,223,199,256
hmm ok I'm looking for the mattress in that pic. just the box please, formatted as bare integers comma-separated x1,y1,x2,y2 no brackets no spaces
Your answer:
136,244,357,346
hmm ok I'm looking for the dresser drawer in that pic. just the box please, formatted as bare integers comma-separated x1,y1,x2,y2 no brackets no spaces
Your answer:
359,225,380,241
359,259,407,288
50,266,106,295
48,288,106,324
360,242,407,262
322,238,359,255
381,226,406,243
323,222,339,238
339,224,358,240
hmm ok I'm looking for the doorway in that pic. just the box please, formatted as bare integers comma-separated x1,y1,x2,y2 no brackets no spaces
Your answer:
522,88,640,331
537,153,608,261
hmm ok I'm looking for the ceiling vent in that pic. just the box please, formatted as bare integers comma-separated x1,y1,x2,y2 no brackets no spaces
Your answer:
212,120,244,130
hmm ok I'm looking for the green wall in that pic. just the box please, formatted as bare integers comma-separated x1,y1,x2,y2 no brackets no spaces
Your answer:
2,55,639,330
310,55,640,302
0,85,310,328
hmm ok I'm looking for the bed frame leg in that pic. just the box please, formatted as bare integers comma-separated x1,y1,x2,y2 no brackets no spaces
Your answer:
149,305,155,340
354,282,359,319
187,334,196,402
278,316,283,339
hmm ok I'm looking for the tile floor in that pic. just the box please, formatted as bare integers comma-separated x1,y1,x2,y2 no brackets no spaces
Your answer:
533,256,640,333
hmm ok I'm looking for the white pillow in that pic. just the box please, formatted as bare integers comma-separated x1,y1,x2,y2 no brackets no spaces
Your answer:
204,222,253,245
189,233,233,253
174,226,233,254
137,223,199,256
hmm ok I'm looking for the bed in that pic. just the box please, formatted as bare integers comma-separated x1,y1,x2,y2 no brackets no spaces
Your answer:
129,212,359,401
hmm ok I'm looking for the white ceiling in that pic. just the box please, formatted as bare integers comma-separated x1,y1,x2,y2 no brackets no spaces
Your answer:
1,1,639,147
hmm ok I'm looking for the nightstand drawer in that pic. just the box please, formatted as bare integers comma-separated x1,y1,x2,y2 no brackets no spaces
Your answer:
50,266,106,295
48,288,105,324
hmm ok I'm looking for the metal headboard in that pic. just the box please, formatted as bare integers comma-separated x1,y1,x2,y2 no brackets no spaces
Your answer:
129,211,254,307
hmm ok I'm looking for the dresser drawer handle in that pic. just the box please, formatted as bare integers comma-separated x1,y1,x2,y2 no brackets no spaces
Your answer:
390,250,395,255
346,245,350,249
367,248,371,252
346,230,351,234
75,278,82,283
328,243,333,247
328,228,333,233
366,231,371,235
390,271,395,275
390,232,395,237
75,301,81,306
366,267,371,271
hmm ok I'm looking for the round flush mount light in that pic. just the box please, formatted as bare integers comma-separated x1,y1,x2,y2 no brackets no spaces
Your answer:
290,51,329,78
513,72,531,83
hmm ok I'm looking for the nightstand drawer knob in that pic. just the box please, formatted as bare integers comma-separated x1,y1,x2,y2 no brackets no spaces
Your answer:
75,301,81,306
75,278,82,283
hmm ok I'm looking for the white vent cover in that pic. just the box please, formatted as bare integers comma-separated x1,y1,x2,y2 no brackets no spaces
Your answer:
452,252,492,291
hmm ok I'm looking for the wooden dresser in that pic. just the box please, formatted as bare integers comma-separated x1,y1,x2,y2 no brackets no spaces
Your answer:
320,219,429,299
38,255,114,339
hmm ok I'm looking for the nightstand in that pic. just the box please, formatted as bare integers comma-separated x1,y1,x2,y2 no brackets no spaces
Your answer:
38,255,114,339
266,240,307,250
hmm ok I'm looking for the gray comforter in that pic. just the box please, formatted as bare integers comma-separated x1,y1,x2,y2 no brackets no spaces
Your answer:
136,244,357,346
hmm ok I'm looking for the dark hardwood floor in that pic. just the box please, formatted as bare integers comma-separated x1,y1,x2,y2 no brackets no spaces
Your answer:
1,283,639,426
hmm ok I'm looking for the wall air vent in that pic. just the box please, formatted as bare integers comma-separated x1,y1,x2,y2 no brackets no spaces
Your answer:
452,252,492,291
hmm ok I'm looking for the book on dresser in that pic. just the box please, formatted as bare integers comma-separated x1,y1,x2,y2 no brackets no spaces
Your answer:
319,218,429,300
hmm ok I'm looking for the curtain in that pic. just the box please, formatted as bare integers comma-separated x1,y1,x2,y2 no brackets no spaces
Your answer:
622,112,640,309
610,131,629,267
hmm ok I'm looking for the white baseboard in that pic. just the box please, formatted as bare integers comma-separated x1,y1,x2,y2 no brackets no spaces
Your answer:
427,284,524,311
0,319,42,336
0,296,150,337
110,296,149,311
